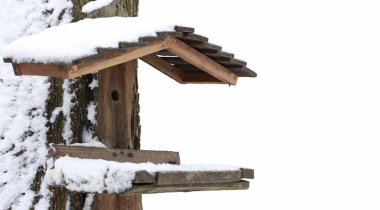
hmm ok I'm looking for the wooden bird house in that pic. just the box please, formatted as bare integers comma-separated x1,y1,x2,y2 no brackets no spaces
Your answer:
3,17,256,209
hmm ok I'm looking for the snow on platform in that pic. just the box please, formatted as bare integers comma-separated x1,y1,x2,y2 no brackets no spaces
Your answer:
46,156,245,194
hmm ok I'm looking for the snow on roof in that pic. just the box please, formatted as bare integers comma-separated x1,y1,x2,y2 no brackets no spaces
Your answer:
2,17,180,64
47,156,240,193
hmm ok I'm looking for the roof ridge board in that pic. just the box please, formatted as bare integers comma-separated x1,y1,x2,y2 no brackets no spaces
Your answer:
156,31,184,38
174,26,195,33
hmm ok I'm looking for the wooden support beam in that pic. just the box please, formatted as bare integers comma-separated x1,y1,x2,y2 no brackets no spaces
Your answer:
241,168,255,179
49,145,181,164
68,38,173,78
156,170,242,185
167,37,238,85
122,181,249,195
11,63,70,78
140,54,185,84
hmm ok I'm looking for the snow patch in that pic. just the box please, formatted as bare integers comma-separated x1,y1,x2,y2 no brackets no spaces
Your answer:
87,101,97,125
82,0,114,14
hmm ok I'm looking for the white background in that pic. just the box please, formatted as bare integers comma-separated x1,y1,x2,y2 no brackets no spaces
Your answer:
138,1,380,209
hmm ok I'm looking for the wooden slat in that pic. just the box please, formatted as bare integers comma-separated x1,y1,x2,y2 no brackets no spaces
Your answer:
230,67,257,77
191,42,222,52
96,48,129,55
167,37,237,85
67,38,173,78
156,31,183,38
133,171,156,184
49,145,180,164
181,72,225,84
3,57,12,63
138,36,164,43
155,51,176,56
241,168,254,179
204,51,235,60
140,54,184,84
156,170,242,185
11,63,70,78
182,33,209,42
174,26,195,33
122,181,249,195
163,57,247,67
118,42,147,48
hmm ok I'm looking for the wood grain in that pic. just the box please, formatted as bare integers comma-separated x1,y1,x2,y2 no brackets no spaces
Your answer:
167,37,237,85
140,54,184,83
50,145,181,164
156,170,242,185
122,181,250,195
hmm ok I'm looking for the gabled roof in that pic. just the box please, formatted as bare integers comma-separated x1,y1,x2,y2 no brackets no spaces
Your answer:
3,17,256,85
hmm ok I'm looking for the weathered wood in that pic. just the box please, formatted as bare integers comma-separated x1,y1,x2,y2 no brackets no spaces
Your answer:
191,42,222,52
140,54,184,83
94,60,142,209
68,39,173,78
2,57,12,63
162,56,247,67
122,181,250,195
97,61,135,149
156,31,183,38
97,47,129,55
230,66,257,77
156,170,242,185
204,51,235,60
241,168,254,179
155,51,176,56
11,63,70,78
174,26,195,33
118,42,148,48
138,36,164,43
49,145,181,164
181,72,225,84
133,171,156,184
182,33,209,42
167,37,238,85
51,181,249,195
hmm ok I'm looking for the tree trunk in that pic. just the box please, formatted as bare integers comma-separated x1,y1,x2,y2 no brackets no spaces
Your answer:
44,0,141,209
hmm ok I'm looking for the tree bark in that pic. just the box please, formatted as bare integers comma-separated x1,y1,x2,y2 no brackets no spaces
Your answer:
43,0,141,209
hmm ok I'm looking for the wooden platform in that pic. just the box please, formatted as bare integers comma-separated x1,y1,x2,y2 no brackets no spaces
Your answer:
4,26,256,85
51,168,254,195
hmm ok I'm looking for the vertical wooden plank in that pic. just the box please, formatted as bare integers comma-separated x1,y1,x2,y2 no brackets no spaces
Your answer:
97,61,136,149
94,60,142,209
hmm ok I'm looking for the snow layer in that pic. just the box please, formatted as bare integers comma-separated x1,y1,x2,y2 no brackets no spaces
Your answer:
82,0,114,14
3,17,181,64
46,156,240,193
0,0,72,209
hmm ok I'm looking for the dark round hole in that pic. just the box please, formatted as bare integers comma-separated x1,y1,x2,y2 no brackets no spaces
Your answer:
111,90,119,101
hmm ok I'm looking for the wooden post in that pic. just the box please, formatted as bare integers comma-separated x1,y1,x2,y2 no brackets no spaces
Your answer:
93,60,142,209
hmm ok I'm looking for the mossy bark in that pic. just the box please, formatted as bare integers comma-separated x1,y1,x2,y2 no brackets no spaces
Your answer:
33,0,141,209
